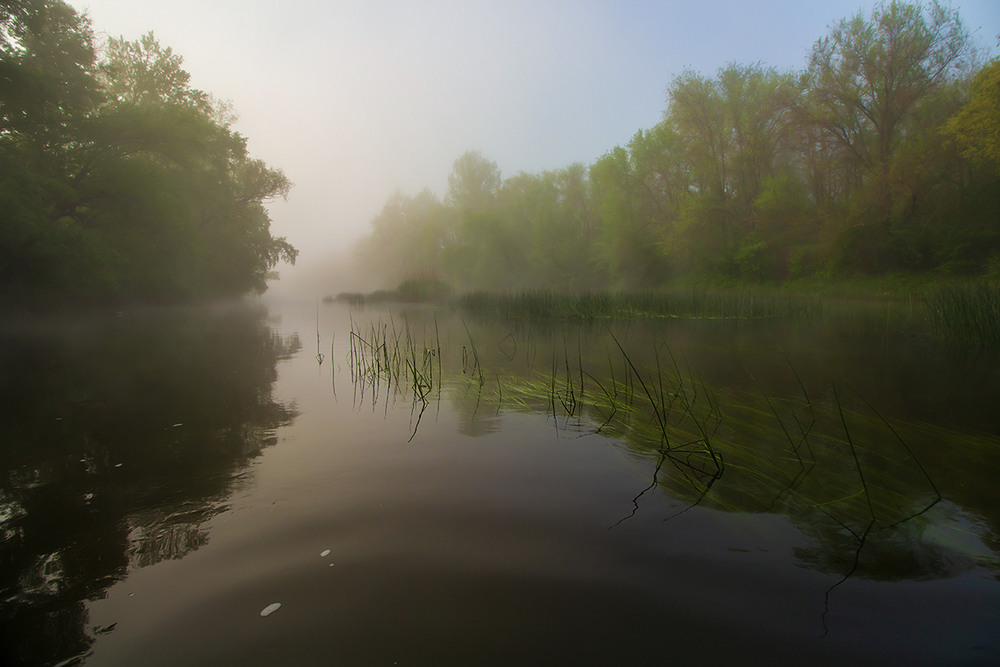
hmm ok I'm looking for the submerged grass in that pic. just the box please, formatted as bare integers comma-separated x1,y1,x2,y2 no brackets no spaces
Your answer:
346,316,943,541
338,303,1000,591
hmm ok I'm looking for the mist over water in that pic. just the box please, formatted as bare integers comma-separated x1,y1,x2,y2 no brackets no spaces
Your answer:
2,299,997,665
4,1,1000,664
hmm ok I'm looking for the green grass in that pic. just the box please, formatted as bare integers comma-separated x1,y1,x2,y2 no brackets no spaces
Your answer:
456,288,829,321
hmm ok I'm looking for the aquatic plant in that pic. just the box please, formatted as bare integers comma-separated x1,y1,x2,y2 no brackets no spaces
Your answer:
925,282,1000,346
344,317,946,559
455,288,827,321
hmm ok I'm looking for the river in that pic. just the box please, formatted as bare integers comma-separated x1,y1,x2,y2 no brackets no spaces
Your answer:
1,297,998,665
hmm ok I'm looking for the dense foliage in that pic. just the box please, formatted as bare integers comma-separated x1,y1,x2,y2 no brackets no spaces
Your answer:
0,0,296,305
353,1,999,290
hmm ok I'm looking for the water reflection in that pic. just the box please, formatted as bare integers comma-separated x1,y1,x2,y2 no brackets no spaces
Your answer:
0,303,298,666
345,309,1000,589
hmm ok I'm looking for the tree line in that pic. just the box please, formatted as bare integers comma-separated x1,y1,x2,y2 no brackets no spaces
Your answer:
352,1,999,291
1,0,296,306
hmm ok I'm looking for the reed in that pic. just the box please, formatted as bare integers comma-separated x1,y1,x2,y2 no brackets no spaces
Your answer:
924,281,1000,346
348,315,440,410
455,288,827,321
344,315,940,540
333,278,451,306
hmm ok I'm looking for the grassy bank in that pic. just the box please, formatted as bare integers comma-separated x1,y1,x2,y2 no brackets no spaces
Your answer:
332,278,1000,347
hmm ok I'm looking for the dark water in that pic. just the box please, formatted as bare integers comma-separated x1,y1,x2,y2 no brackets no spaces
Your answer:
1,299,998,665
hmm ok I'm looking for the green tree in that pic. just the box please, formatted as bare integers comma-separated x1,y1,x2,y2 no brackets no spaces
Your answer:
0,3,296,304
718,64,800,221
806,0,977,222
497,164,599,289
443,151,525,288
446,150,501,210
346,0,996,287
590,142,671,286
0,0,101,134
99,31,210,111
945,58,1000,170
667,65,801,277
0,0,104,296
354,189,452,287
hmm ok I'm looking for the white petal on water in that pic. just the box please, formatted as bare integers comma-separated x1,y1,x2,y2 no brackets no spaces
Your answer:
260,603,281,617
320,549,330,558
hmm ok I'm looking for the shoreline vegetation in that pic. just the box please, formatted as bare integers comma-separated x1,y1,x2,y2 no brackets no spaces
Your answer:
329,277,1000,347
347,3,1000,317
1,3,295,308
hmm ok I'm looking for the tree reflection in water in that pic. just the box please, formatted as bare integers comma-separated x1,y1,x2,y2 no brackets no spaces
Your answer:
348,311,1000,592
0,303,298,666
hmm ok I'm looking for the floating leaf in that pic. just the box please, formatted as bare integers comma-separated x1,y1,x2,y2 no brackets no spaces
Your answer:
260,603,281,617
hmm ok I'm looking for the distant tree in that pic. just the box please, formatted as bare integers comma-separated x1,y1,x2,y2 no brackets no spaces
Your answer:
806,0,978,222
669,70,729,204
667,64,801,277
355,189,452,287
346,0,997,288
496,164,599,289
446,150,501,210
717,64,800,220
590,142,671,286
945,58,1000,170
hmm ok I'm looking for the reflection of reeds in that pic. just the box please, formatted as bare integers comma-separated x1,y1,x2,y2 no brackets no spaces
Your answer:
340,316,977,625
460,319,484,388
345,319,940,538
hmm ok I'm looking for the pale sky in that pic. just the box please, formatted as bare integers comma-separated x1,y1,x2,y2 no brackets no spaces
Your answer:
68,0,999,285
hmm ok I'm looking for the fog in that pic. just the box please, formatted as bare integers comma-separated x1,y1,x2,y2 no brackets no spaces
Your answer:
70,0,999,296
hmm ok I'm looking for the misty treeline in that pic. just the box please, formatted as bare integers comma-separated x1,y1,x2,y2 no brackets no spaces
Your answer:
353,1,1000,292
0,0,296,305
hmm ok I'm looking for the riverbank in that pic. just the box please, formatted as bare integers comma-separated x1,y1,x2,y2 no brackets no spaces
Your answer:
330,277,1000,347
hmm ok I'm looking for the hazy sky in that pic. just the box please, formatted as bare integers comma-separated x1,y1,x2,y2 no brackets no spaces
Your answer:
69,0,999,279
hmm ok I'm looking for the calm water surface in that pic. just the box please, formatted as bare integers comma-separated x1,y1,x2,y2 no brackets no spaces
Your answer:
1,298,998,665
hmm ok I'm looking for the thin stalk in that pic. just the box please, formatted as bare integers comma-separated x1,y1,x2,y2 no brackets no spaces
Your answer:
833,385,877,525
